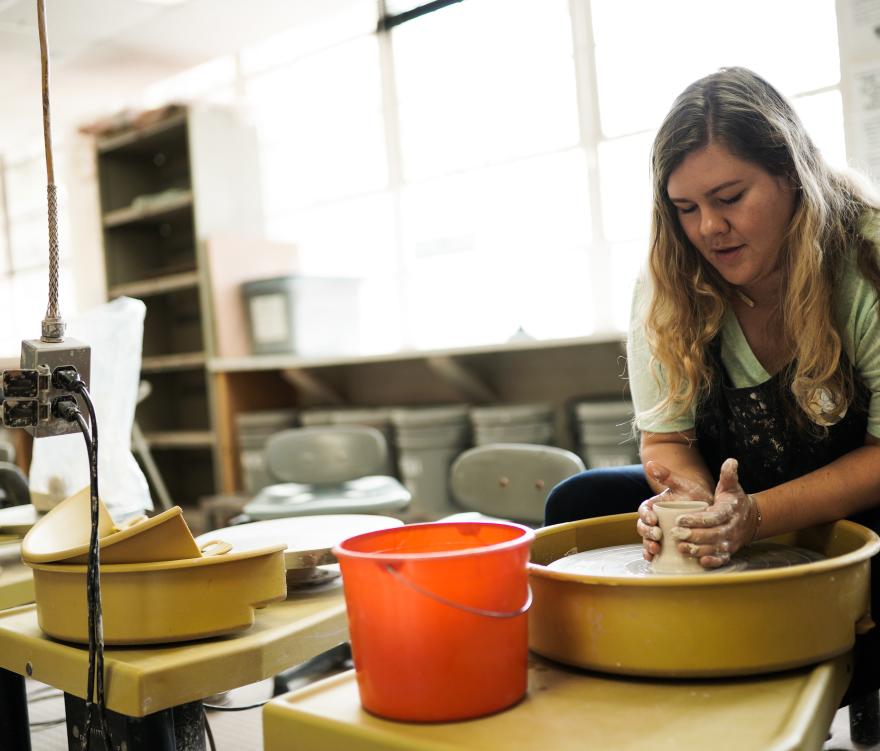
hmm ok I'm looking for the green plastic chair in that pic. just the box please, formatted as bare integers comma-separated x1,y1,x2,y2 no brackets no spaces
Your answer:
447,443,585,525
242,426,411,521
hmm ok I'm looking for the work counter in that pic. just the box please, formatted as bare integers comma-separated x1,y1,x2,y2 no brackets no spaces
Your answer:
264,652,852,751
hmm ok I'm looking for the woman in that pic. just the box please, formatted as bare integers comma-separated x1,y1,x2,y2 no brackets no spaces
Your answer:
545,67,880,570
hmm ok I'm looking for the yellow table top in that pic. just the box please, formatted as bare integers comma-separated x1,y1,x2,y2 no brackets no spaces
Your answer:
0,582,347,717
264,652,851,751
0,562,34,611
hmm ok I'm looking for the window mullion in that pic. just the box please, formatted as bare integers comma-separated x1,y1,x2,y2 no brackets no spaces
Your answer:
0,157,13,276
376,19,411,348
569,0,614,332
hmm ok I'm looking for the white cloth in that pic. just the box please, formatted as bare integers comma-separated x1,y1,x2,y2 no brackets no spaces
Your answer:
28,297,152,519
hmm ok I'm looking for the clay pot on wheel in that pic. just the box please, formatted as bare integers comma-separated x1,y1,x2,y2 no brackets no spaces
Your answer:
651,500,709,575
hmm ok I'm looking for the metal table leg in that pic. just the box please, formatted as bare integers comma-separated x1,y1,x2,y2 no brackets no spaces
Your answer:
0,667,31,751
65,695,205,751
173,701,207,751
849,690,880,746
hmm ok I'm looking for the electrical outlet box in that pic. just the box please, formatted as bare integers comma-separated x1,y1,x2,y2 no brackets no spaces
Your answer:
19,338,91,438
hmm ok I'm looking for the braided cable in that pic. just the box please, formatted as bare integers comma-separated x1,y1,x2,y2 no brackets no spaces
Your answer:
37,0,64,341
46,183,60,320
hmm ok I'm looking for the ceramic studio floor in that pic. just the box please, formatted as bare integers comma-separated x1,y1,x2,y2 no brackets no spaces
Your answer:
827,708,880,751
23,679,880,751
26,678,267,750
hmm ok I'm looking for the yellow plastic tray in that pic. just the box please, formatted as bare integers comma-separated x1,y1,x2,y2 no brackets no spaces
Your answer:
0,587,347,717
528,514,880,677
28,544,287,644
263,653,851,751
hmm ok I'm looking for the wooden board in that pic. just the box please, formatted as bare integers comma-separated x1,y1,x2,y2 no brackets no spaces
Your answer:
203,235,299,358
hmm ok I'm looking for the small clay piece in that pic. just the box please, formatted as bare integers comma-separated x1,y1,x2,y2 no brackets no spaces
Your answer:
651,500,709,575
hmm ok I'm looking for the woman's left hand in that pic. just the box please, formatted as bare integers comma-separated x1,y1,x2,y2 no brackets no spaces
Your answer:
669,458,760,567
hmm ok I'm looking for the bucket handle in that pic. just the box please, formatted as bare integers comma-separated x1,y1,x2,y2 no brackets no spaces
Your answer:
384,564,532,619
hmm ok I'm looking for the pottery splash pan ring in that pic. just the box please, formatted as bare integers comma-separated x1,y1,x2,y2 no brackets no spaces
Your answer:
528,512,880,678
21,486,222,564
27,543,288,645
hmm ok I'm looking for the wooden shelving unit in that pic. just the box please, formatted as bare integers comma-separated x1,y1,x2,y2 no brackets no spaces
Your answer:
141,352,208,374
108,269,200,300
102,189,194,228
209,334,628,494
95,106,263,511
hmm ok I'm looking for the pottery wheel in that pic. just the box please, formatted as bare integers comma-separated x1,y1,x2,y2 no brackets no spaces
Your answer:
196,514,404,573
0,504,39,536
546,542,825,577
285,564,342,589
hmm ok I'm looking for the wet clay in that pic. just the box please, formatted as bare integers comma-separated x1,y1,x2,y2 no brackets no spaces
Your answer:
651,500,709,575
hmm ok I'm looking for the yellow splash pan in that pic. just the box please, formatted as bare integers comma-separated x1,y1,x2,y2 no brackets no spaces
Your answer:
529,512,880,677
21,488,206,565
27,544,287,645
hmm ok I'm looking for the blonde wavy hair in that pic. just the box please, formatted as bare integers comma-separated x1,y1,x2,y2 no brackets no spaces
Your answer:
645,67,880,430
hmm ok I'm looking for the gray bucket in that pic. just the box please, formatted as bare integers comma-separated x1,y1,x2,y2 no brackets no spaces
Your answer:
396,423,471,450
390,405,471,428
474,422,555,446
579,441,640,468
300,407,397,474
470,403,554,427
397,445,467,521
578,422,634,444
574,400,635,422
236,409,298,493
391,406,472,520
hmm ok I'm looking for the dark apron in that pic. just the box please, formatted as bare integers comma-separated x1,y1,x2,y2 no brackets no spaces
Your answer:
694,342,870,494
695,340,880,622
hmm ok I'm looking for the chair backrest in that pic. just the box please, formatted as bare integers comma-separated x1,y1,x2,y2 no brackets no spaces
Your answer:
449,443,585,523
265,426,389,485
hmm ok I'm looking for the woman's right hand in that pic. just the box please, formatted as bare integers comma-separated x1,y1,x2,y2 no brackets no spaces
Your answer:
637,460,714,561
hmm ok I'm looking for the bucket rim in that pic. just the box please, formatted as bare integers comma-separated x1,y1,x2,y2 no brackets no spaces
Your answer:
333,521,535,561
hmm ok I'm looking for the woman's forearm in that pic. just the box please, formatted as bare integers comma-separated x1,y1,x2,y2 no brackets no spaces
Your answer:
639,431,715,496
753,440,880,539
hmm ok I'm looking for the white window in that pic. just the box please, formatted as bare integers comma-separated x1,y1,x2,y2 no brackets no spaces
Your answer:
119,0,846,354
390,0,588,348
591,0,845,328
0,0,844,358
0,157,76,356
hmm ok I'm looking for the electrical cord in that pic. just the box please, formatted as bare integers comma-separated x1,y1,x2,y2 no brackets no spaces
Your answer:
30,718,67,729
27,685,62,699
27,691,64,704
56,391,112,750
203,707,216,751
203,700,271,712
73,383,112,749
27,687,65,730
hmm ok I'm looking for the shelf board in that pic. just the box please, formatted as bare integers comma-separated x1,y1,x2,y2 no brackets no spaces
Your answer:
103,190,193,228
208,333,626,374
97,111,188,153
109,270,200,300
141,352,207,374
143,431,215,449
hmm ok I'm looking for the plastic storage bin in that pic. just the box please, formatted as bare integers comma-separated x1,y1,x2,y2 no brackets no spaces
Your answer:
470,403,556,447
236,409,298,493
242,275,361,356
391,406,471,521
573,399,639,468
300,407,397,476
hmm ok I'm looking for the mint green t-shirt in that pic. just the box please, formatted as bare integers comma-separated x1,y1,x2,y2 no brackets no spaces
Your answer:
627,246,880,439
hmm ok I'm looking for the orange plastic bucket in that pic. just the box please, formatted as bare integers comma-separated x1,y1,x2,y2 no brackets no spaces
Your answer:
334,521,535,722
